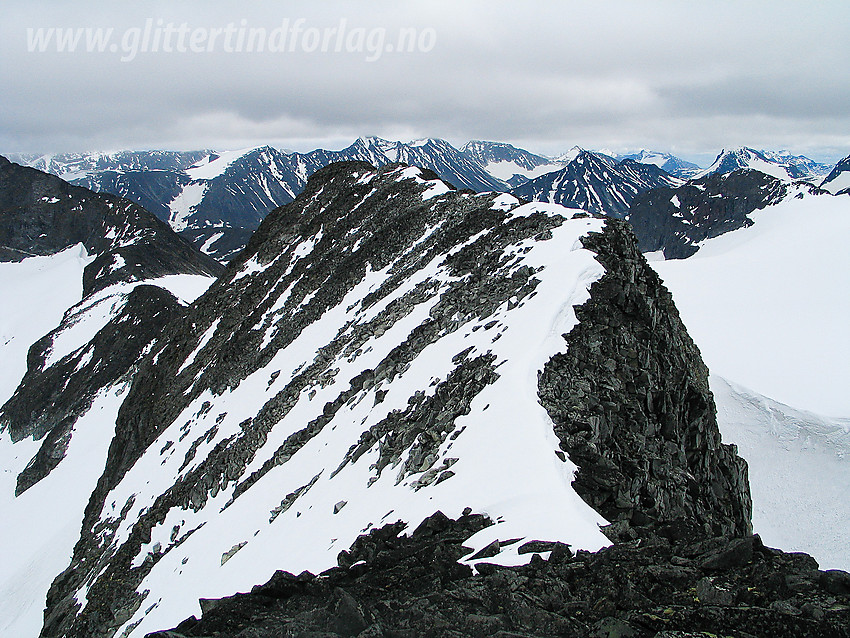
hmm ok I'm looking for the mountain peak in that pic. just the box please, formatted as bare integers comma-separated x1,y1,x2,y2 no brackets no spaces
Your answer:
699,147,830,180
553,145,585,163
30,160,750,637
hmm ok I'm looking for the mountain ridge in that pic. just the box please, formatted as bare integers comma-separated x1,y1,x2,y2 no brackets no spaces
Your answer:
27,161,749,638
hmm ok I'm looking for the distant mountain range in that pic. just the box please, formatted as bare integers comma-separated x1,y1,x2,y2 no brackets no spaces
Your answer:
7,142,843,262
695,147,833,181
610,150,702,178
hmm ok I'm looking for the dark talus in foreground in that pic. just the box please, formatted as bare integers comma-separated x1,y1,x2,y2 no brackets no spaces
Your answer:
149,511,850,638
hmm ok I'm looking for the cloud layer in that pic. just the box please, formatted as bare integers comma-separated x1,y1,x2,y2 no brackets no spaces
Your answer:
3,0,849,163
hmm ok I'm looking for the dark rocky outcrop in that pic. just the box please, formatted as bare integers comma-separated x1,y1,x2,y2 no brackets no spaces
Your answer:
0,155,223,293
0,285,184,494
626,169,790,259
148,511,850,638
539,219,751,540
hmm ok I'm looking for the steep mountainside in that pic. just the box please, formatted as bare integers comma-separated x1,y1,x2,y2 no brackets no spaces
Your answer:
28,162,750,638
627,169,790,259
72,146,305,263
511,150,681,217
696,147,831,181
0,155,222,293
324,137,510,192
652,191,850,571
820,153,850,195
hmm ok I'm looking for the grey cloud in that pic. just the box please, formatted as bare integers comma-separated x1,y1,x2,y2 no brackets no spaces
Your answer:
2,0,849,163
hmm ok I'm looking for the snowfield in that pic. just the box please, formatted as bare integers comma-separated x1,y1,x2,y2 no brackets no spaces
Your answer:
0,255,216,638
652,191,850,570
653,193,850,418
0,244,91,406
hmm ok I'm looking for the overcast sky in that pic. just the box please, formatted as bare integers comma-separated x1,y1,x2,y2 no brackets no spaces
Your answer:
2,0,849,165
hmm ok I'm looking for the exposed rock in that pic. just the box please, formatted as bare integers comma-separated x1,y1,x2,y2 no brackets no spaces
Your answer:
35,161,755,638
539,218,751,540
1,285,183,494
511,150,679,217
626,169,789,259
0,155,223,293
148,512,850,638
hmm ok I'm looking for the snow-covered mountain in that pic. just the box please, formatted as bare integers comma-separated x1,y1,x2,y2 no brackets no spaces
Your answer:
15,139,512,262
461,140,562,188
819,153,850,195
3,151,850,637
6,150,211,181
3,161,755,638
70,146,306,263
511,149,681,217
332,136,510,192
0,156,222,637
697,147,832,181
612,150,702,179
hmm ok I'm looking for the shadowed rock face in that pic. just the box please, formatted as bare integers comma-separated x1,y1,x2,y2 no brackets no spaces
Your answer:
37,161,752,638
626,169,790,259
2,285,184,495
0,155,223,294
148,511,850,638
540,219,751,540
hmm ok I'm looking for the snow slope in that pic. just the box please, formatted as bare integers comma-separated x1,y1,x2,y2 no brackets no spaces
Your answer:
0,387,128,638
0,271,214,638
653,193,850,417
652,192,850,570
0,244,91,406
712,376,850,571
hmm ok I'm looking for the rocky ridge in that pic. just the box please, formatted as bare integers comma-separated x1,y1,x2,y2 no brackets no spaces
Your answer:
32,160,757,638
149,510,850,638
539,219,751,539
